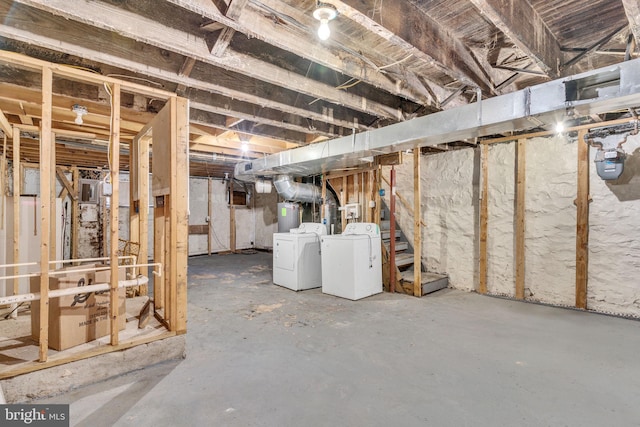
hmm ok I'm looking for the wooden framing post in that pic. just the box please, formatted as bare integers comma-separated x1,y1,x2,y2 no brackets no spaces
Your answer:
38,66,53,362
173,97,189,334
1,134,6,231
389,167,396,293
109,83,121,346
321,176,327,224
12,127,20,298
154,196,165,310
479,144,489,294
129,140,140,279
575,130,589,309
208,178,213,255
515,139,526,299
229,179,236,252
138,136,149,293
413,149,422,297
71,166,79,262
50,132,56,262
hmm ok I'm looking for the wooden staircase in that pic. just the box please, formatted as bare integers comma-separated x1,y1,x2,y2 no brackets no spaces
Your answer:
380,216,449,297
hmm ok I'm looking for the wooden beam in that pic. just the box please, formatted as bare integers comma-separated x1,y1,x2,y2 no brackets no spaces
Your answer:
478,144,488,294
38,65,52,362
515,139,526,299
563,24,628,69
109,83,121,346
0,8,373,132
12,128,20,301
208,178,213,255
0,107,12,136
71,166,79,261
575,130,589,309
14,0,400,121
332,0,494,94
138,136,150,294
468,0,561,78
173,97,189,333
622,0,640,47
188,0,432,105
55,166,77,201
413,149,422,297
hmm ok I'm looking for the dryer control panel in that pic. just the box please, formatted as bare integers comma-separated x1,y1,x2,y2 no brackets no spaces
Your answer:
291,222,327,235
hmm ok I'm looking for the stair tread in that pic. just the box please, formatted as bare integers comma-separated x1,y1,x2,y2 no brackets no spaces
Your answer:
384,241,409,251
394,253,415,267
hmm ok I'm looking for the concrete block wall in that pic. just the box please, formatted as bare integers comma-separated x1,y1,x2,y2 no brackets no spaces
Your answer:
389,134,640,316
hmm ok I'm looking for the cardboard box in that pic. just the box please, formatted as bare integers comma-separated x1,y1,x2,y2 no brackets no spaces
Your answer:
31,265,126,351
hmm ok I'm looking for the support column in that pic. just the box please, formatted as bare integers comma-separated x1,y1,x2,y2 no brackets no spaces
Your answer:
390,166,396,293
109,83,121,346
479,144,489,294
38,66,53,362
575,130,589,309
413,149,422,297
515,139,526,300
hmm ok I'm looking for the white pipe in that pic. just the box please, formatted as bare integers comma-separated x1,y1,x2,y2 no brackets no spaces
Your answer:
0,256,141,282
0,276,150,306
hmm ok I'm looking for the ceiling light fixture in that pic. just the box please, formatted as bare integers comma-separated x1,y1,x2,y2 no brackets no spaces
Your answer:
72,104,88,125
313,2,337,41
555,122,565,133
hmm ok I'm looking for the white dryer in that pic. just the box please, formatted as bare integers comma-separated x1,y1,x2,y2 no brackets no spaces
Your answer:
273,223,327,291
321,222,382,300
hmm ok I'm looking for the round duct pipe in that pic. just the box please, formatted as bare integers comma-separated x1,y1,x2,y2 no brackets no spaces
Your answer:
273,175,321,204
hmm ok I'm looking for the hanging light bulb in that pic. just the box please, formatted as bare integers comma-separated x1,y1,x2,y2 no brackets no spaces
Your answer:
318,18,331,40
72,104,88,125
313,3,337,41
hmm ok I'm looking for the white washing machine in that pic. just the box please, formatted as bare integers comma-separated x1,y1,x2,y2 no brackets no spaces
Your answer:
321,222,382,300
273,223,327,291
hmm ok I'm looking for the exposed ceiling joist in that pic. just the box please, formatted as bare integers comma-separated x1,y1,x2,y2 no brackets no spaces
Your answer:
329,0,495,94
622,0,640,46
16,0,401,122
178,0,432,105
209,0,248,56
468,0,561,78
563,24,629,69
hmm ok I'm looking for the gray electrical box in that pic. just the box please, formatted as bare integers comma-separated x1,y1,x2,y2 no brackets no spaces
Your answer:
595,149,625,180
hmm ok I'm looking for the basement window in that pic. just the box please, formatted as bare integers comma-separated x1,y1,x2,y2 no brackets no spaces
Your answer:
565,69,620,102
228,189,247,206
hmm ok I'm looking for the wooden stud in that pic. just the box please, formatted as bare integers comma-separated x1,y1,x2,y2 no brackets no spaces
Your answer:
109,83,121,346
229,178,236,252
153,198,165,310
39,66,53,362
413,149,422,297
479,144,489,294
0,108,12,136
515,139,526,299
71,166,79,262
208,178,213,255
50,132,56,263
173,96,189,334
12,127,20,298
129,139,140,284
575,129,589,309
390,167,396,293
138,136,150,294
321,177,327,224
0,134,6,230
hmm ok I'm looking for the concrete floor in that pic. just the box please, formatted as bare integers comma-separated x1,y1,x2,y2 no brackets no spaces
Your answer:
39,252,640,426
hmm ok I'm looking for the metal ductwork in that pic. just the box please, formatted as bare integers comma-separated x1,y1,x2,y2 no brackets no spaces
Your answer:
234,59,640,180
273,175,322,204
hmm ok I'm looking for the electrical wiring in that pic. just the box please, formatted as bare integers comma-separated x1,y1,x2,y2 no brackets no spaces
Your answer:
103,82,113,185
105,74,163,87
